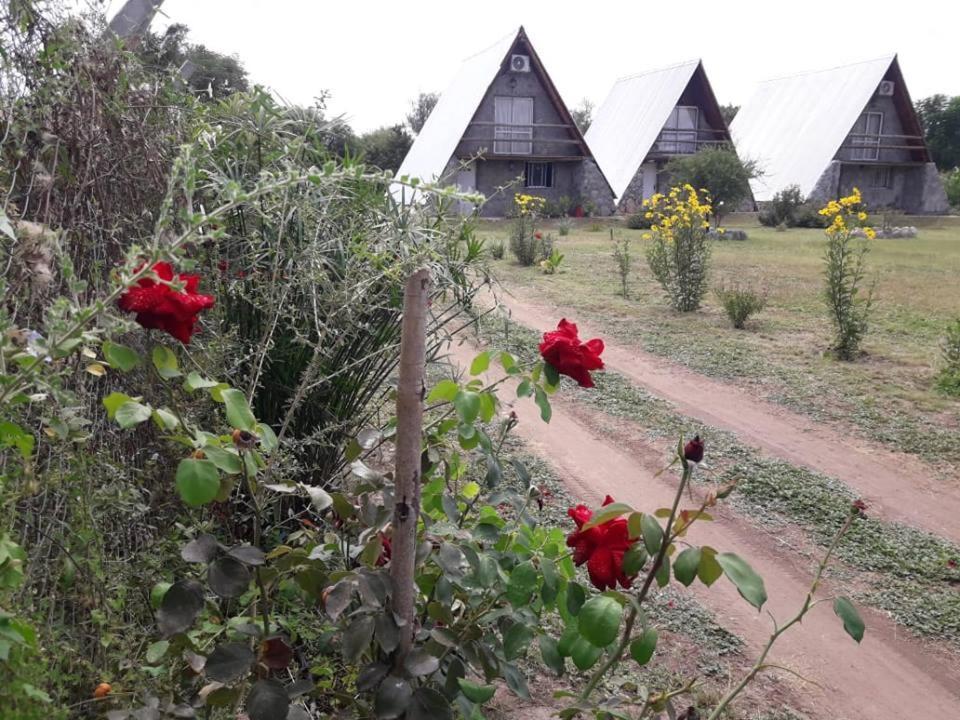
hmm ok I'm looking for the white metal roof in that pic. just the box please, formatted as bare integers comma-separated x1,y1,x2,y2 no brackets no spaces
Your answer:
393,31,517,194
585,60,701,201
730,55,896,202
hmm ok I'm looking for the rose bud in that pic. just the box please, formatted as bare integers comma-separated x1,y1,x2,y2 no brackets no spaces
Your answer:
231,428,258,450
683,435,705,464
851,499,867,517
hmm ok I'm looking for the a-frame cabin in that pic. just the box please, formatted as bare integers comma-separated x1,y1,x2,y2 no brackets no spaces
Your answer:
396,27,615,217
732,55,948,213
586,60,732,213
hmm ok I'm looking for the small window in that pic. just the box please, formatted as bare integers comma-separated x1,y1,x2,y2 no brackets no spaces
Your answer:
870,166,891,188
525,162,554,188
657,105,699,154
852,112,883,161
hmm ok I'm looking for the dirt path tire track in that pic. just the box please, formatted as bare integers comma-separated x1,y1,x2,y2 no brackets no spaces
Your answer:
496,290,960,544
448,340,960,719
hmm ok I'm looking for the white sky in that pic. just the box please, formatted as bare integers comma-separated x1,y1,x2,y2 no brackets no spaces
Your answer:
102,0,960,134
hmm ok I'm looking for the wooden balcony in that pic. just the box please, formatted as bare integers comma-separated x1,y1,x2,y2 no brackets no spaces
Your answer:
457,121,585,160
646,128,729,158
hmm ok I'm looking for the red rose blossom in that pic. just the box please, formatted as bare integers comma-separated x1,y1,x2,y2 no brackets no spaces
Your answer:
683,435,705,464
534,231,543,239
376,533,392,567
566,495,636,591
118,261,215,344
539,319,604,388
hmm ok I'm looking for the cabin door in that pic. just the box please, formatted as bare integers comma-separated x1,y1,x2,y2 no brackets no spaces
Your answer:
455,163,477,215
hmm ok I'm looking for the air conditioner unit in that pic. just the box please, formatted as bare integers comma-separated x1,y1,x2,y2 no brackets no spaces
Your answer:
510,54,531,72
877,81,895,96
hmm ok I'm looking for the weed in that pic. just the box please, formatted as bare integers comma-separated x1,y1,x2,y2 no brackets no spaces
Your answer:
714,282,767,329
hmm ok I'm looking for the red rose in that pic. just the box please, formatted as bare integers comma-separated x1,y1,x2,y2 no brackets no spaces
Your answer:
539,319,604,388
376,532,392,566
566,495,636,591
118,262,215,344
683,435,704,464
534,231,543,239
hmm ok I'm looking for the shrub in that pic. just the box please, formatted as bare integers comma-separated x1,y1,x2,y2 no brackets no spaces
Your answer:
665,147,758,223
760,185,804,227
611,229,632,298
709,228,748,241
944,168,960,208
490,239,505,260
626,212,653,230
645,185,713,311
509,193,547,266
558,217,572,236
794,203,830,228
936,318,960,395
822,188,875,359
715,282,767,328
540,248,565,274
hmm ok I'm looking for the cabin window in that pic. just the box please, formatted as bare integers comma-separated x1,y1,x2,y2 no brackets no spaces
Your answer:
494,96,534,154
852,112,883,161
525,162,554,188
870,166,892,188
657,105,699,154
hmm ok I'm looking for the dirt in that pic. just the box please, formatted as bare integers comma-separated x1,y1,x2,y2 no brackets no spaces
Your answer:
447,339,960,720
495,289,960,545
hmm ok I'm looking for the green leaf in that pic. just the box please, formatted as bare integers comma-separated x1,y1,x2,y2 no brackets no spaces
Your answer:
655,554,671,587
543,361,560,387
453,390,480,424
152,408,180,431
115,401,152,429
833,596,865,643
570,636,602,671
156,579,204,636
184,371,219,391
622,545,647,576
469,351,490,375
578,596,622,647
146,639,170,665
697,547,723,586
404,648,439,677
151,345,181,379
175,458,220,506
500,351,517,372
506,561,538,607
565,581,586,616
557,625,579,657
478,392,496,423
458,678,495,704
102,340,140,372
0,421,34,460
342,616,375,663
221,388,257,431
208,556,251,598
407,687,452,720
516,379,533,398
717,552,767,610
582,502,632,530
202,446,242,474
627,512,644,540
503,622,534,661
427,379,458,403
629,627,658,666
640,514,664,556
247,679,289,720
674,547,702,587
256,423,278,453
206,642,255,682
534,385,552,422
538,635,564,676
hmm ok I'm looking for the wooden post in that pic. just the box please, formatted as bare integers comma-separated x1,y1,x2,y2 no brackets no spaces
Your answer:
390,268,430,662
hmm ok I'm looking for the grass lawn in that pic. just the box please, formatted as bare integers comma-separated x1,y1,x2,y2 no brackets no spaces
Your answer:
479,218,960,468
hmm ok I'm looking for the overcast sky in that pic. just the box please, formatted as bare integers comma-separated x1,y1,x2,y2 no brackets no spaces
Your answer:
103,0,960,134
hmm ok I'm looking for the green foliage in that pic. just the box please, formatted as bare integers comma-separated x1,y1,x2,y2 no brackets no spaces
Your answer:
943,168,960,208
626,212,653,230
935,317,960,395
558,218,572,236
714,282,767,329
540,247,564,275
509,223,549,267
353,124,413,173
406,91,438,134
489,239,505,260
915,94,960,170
823,223,872,360
570,98,594,133
759,186,828,229
664,147,757,221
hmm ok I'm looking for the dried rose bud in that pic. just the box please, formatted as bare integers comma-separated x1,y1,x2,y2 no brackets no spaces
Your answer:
231,428,258,450
683,435,705,464
191,449,205,460
851,499,867,516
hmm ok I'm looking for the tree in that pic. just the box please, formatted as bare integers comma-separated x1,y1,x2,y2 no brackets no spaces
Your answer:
720,104,739,126
138,23,248,100
354,125,413,173
915,94,960,170
406,92,438,134
571,98,594,133
665,147,758,223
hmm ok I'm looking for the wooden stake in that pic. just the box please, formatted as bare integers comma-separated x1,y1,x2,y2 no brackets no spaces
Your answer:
390,268,430,663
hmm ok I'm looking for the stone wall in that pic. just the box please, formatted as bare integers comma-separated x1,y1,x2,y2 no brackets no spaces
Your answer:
573,159,616,216
809,159,948,214
809,161,842,205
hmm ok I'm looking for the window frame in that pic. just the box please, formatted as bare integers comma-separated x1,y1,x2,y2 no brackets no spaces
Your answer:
524,161,554,189
657,105,699,154
851,111,883,162
494,96,534,155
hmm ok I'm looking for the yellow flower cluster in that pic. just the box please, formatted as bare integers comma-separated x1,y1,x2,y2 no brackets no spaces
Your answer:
641,184,712,243
514,193,546,217
819,188,875,239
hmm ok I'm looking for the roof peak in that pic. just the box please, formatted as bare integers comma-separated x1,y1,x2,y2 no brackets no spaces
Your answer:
615,59,701,83
758,54,897,84
460,27,522,63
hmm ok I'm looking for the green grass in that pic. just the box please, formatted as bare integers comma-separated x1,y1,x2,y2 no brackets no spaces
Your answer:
481,219,960,467
476,315,960,648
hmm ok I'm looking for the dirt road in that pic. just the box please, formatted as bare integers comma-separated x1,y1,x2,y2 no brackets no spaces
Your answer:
496,290,960,545
448,339,960,719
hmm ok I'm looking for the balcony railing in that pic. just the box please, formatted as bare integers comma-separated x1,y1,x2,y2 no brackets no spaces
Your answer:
459,121,584,159
650,129,728,156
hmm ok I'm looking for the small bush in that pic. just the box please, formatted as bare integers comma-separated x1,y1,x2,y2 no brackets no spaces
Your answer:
714,282,767,328
490,239,505,260
538,233,555,262
611,229,632,298
936,318,960,396
540,248,564,274
943,168,960,209
794,203,829,228
626,212,652,230
558,218,571,236
587,221,603,232
759,187,827,229
775,222,788,232
708,228,748,241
